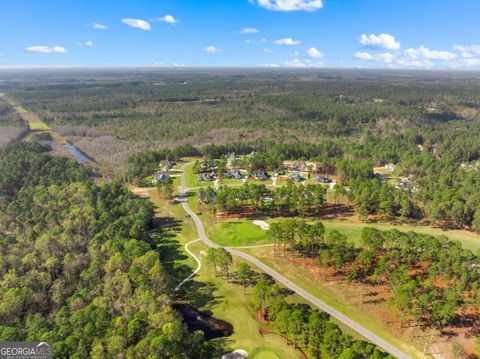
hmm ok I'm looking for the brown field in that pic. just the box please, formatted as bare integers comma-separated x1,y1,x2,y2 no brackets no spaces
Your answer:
0,127,28,148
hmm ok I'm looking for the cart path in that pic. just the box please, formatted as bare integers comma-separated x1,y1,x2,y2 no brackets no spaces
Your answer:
174,239,202,290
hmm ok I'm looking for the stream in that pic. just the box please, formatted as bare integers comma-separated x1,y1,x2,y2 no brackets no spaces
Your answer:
63,143,91,162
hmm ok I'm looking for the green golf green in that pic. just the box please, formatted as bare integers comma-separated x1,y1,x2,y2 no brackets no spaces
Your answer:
212,220,270,247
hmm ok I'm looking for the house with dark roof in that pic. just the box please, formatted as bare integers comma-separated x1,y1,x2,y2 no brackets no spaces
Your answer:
197,172,216,182
313,175,332,184
226,169,243,179
252,170,269,181
288,171,305,182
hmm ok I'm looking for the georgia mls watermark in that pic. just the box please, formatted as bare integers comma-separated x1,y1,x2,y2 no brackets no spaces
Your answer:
0,342,52,359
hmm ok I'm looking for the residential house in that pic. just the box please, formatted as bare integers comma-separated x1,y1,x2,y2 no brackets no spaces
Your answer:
288,172,305,182
152,173,170,185
197,172,216,182
313,175,332,184
226,169,243,179
159,159,175,172
252,170,269,181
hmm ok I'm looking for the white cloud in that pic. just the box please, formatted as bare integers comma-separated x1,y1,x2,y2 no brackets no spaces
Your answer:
158,15,179,24
274,37,300,46
257,63,280,67
360,33,400,50
92,22,107,30
377,52,394,64
405,46,456,60
284,58,324,67
204,45,222,54
241,27,259,34
454,44,480,59
264,48,274,53
307,47,323,59
355,51,373,60
25,46,67,54
250,0,323,11
121,18,151,31
78,41,94,47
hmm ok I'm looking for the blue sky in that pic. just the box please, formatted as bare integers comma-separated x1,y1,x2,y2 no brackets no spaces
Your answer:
1,0,479,69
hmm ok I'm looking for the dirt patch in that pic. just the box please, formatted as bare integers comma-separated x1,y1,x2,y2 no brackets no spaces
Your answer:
174,303,234,340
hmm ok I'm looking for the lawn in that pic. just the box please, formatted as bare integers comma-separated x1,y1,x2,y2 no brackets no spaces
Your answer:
211,220,271,247
219,177,244,186
183,161,215,188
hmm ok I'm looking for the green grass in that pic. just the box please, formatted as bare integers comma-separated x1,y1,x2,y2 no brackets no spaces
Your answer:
322,219,480,251
28,121,50,131
212,215,480,251
219,178,244,186
212,220,271,247
183,162,215,188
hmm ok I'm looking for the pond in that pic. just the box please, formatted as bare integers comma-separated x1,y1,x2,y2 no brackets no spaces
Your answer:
63,143,91,162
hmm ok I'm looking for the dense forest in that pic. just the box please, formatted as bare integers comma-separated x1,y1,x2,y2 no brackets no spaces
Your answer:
0,143,206,358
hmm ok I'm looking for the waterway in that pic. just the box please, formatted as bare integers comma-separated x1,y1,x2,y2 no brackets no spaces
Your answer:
63,143,91,162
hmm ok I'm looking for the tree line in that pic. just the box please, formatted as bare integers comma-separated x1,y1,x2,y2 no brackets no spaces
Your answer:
199,182,326,217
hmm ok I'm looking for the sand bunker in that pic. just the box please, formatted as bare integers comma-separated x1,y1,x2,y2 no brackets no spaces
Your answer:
221,349,248,359
253,220,270,230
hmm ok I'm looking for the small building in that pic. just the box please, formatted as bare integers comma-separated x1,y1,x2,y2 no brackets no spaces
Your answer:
200,160,217,172
226,169,243,179
197,172,216,182
288,172,305,182
252,170,269,181
159,160,175,172
152,173,170,185
313,175,332,184
285,161,310,172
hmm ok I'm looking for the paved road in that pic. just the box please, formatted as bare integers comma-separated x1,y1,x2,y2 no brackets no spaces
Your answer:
178,163,413,359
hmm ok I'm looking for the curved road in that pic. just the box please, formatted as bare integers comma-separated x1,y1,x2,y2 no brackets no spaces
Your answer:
178,163,412,359
175,239,202,290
